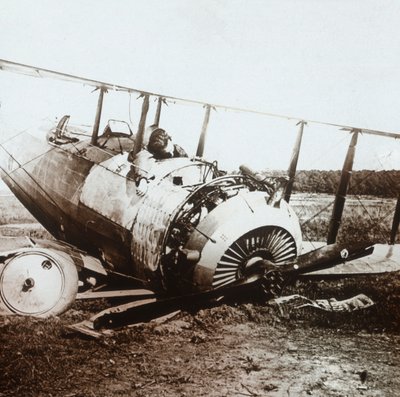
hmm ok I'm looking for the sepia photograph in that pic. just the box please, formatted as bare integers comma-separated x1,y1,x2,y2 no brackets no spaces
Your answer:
0,1,399,396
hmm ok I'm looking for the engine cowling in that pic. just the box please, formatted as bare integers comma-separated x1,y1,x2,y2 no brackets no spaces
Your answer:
160,175,302,293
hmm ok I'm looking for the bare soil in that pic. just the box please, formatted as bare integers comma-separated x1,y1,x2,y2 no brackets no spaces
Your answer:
1,273,400,397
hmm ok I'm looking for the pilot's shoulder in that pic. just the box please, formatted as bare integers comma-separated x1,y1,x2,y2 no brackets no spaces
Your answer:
135,149,153,161
127,149,154,163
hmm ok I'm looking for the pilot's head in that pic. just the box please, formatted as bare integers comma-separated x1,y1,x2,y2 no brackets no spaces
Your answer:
147,128,173,159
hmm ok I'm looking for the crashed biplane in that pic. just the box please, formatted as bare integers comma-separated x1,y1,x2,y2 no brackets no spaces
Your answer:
0,60,398,327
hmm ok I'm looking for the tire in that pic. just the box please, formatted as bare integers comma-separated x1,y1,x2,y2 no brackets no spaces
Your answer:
0,250,78,317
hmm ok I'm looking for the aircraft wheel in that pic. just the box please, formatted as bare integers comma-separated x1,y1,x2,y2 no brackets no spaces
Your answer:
0,251,78,317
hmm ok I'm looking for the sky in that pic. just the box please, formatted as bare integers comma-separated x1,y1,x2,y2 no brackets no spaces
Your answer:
0,0,399,174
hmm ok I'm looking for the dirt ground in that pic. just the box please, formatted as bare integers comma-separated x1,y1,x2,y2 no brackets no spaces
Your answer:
0,206,399,396
1,273,400,397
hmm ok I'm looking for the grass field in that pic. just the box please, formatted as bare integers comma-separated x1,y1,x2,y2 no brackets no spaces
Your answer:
290,193,397,244
0,194,36,225
0,194,51,239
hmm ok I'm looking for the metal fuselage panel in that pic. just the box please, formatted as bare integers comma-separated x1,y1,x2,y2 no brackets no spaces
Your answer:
79,155,195,280
0,132,134,272
0,133,216,286
130,180,190,280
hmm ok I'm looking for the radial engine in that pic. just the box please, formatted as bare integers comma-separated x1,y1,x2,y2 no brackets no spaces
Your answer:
125,159,302,294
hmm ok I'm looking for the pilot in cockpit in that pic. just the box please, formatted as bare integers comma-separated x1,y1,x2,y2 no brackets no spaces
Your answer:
132,126,187,169
146,126,187,160
127,126,187,184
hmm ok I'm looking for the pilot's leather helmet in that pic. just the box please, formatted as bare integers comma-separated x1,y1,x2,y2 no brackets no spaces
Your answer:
147,128,172,159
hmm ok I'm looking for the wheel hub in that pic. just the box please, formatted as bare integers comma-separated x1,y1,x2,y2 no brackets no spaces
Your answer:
22,277,35,292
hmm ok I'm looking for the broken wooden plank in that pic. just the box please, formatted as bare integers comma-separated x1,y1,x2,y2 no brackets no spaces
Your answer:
76,289,155,300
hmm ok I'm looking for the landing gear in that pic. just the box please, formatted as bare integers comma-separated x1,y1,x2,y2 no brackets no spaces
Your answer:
0,251,78,317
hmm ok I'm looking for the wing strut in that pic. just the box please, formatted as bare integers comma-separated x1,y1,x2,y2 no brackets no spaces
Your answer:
285,120,307,203
153,96,163,126
196,104,212,158
390,195,400,244
327,130,359,244
91,88,106,146
132,94,150,157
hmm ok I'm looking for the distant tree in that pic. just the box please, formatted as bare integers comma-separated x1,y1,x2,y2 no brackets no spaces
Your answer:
289,170,399,198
